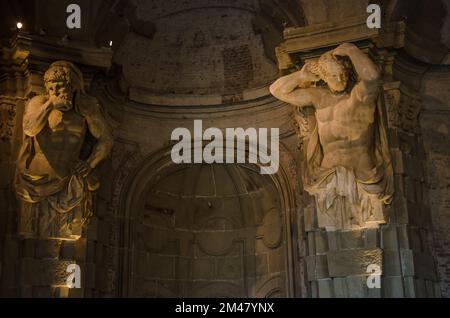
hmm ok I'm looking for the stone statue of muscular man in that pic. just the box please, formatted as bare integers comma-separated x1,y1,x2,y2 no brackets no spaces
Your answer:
15,61,113,238
270,43,393,231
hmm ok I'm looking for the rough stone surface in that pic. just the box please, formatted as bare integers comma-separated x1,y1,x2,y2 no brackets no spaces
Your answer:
327,249,383,278
420,68,450,297
114,0,278,98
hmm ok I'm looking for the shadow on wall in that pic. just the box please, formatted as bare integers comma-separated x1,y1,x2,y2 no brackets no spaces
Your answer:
123,163,290,298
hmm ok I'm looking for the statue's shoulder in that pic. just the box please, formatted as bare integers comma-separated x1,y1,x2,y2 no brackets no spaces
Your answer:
76,94,101,116
27,95,48,108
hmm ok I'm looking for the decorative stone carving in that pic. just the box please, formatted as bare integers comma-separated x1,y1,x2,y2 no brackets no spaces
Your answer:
0,99,16,142
383,82,422,133
398,91,422,133
14,61,113,239
383,83,402,129
262,208,283,249
270,43,394,231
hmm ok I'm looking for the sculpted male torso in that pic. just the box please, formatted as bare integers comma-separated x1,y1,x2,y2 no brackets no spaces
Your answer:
270,43,393,230
15,61,113,238
270,43,380,181
304,85,376,180
23,93,105,179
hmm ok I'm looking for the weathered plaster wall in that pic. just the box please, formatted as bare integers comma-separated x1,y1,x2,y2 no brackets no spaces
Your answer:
420,66,450,297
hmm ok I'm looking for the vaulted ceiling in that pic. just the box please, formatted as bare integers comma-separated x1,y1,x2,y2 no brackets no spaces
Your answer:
1,0,448,74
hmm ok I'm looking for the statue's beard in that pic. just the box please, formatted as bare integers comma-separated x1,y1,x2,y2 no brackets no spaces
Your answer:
51,90,73,102
49,92,73,111
58,92,71,100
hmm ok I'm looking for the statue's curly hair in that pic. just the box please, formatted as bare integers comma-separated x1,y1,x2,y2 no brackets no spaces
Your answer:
43,61,85,93
314,51,353,78
306,51,355,90
44,66,71,85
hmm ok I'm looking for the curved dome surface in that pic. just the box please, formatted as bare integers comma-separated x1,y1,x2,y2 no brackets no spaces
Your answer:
113,0,281,100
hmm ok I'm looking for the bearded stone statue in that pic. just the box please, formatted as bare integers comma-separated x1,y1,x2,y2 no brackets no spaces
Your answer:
270,43,393,231
15,61,113,238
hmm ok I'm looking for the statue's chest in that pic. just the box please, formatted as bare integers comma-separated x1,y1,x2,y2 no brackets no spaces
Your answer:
315,95,348,122
40,111,87,151
52,111,86,135
316,97,374,126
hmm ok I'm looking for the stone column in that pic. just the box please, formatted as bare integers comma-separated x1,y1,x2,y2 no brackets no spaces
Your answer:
380,55,441,297
0,33,112,297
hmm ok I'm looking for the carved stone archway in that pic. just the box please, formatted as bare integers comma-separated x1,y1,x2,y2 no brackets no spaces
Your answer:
117,145,303,297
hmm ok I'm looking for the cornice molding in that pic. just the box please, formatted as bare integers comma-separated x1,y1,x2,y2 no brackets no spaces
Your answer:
98,76,292,119
5,33,113,70
277,16,405,70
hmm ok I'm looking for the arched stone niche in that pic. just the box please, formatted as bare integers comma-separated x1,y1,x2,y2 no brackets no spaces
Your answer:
117,145,302,297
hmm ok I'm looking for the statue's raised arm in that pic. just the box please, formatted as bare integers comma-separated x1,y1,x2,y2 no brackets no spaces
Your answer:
269,61,322,108
332,42,381,103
